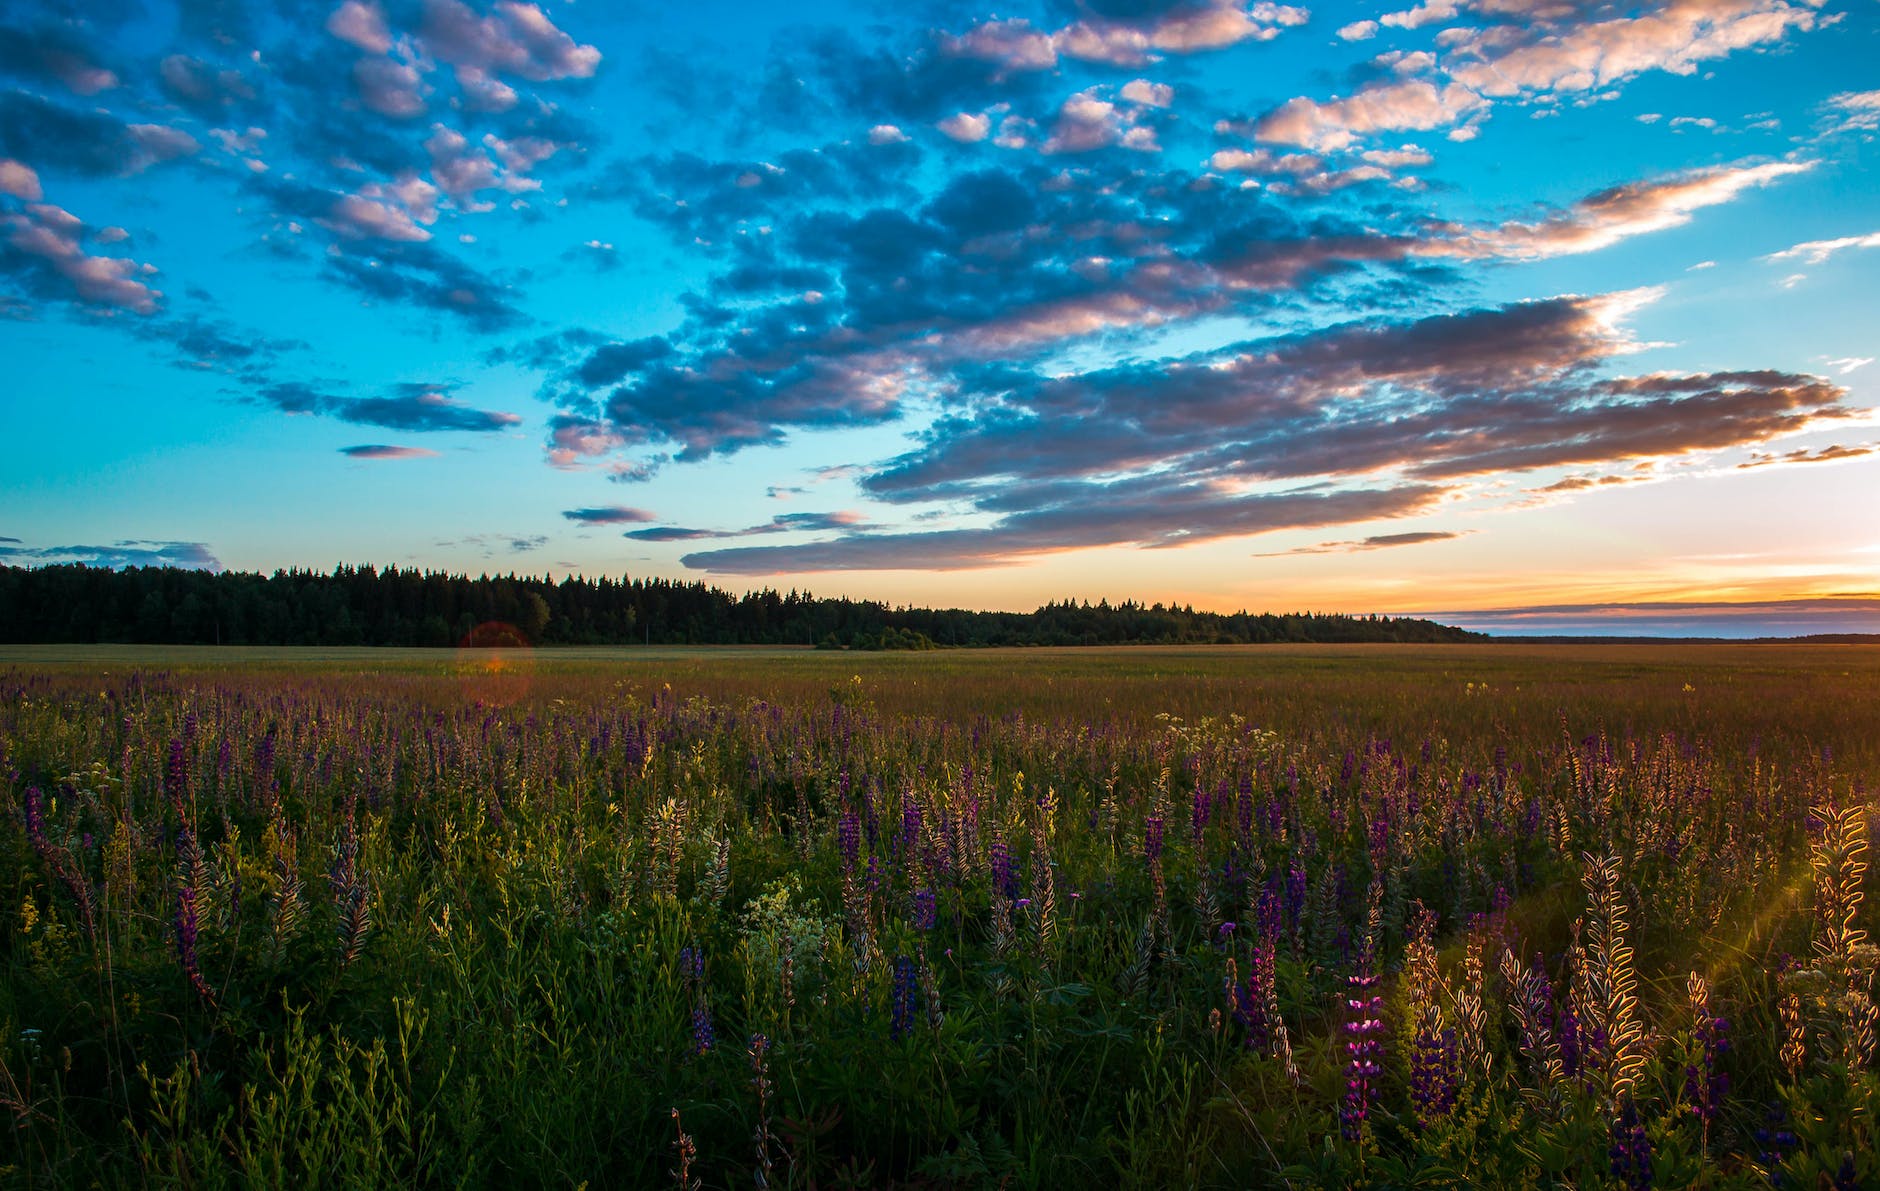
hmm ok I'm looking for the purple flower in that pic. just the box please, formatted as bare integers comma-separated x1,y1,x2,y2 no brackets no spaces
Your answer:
1756,1101,1797,1186
1144,816,1165,864
1409,1025,1460,1126
1685,1013,1730,1124
890,955,919,1042
22,786,48,856
989,836,1018,901
1340,969,1384,1142
680,943,713,1054
164,737,189,814
912,887,937,932
1608,1100,1653,1190
837,809,861,871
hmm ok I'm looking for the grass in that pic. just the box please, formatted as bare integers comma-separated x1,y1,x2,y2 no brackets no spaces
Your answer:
2,643,1877,1187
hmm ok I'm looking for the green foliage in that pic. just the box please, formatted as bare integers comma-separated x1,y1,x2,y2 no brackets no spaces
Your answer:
1,645,1877,1186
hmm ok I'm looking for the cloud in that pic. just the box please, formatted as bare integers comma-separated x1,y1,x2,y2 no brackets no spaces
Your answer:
158,53,259,117
0,159,41,200
425,125,560,210
340,444,440,458
1039,87,1166,154
1822,88,1880,135
0,91,198,177
443,531,550,556
258,381,522,432
1254,0,1823,149
1765,230,1880,266
1255,530,1468,556
545,413,629,468
545,148,1820,487
628,510,869,542
1120,79,1174,108
1,197,162,313
352,54,429,118
845,292,1848,552
1431,598,1880,639
1442,0,1822,103
1825,357,1872,376
321,239,524,331
0,540,221,570
0,22,119,95
941,1,1308,75
1736,443,1875,470
938,111,992,142
1256,80,1488,151
419,0,601,84
327,1,393,55
682,484,1448,573
561,505,656,525
1439,161,1811,260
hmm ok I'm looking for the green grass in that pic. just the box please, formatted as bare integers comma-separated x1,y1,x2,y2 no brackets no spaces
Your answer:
3,644,1877,1187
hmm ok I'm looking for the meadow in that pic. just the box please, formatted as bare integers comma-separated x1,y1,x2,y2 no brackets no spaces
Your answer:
2,643,1876,1187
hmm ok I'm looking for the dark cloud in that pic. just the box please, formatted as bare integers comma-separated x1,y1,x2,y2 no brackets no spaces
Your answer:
611,138,924,245
0,197,162,313
542,157,1445,468
806,26,1052,125
682,483,1445,573
322,239,525,332
562,505,655,525
247,176,527,328
484,326,607,372
0,90,198,178
142,312,306,371
0,539,222,570
628,510,869,542
340,444,440,459
257,380,522,433
0,21,118,95
860,295,1850,508
442,531,551,557
575,336,675,388
156,52,261,118
653,290,1847,574
625,526,719,542
1254,530,1467,556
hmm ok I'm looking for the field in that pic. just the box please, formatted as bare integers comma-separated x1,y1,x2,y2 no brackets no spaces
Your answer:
3,643,1877,1187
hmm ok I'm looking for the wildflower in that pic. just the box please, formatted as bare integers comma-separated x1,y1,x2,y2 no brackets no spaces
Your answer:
164,738,189,815
890,955,918,1041
1755,1101,1797,1186
989,835,1017,901
21,786,47,856
1410,1025,1461,1126
912,887,937,932
1834,1153,1860,1191
1340,967,1384,1142
1684,973,1729,1126
680,943,713,1054
1143,815,1165,864
1608,1099,1653,1190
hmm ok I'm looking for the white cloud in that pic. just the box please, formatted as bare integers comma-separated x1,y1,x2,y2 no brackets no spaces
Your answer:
1765,230,1880,266
937,112,992,142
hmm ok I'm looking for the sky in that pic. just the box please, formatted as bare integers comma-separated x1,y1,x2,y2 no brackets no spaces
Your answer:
1,0,1877,636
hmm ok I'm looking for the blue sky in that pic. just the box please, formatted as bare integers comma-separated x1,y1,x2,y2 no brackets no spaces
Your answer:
1,0,1876,635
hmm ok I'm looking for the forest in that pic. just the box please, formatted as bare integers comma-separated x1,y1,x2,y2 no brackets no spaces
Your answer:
0,564,1484,649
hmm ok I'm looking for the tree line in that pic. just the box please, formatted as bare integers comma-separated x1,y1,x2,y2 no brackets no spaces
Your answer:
0,564,1485,648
